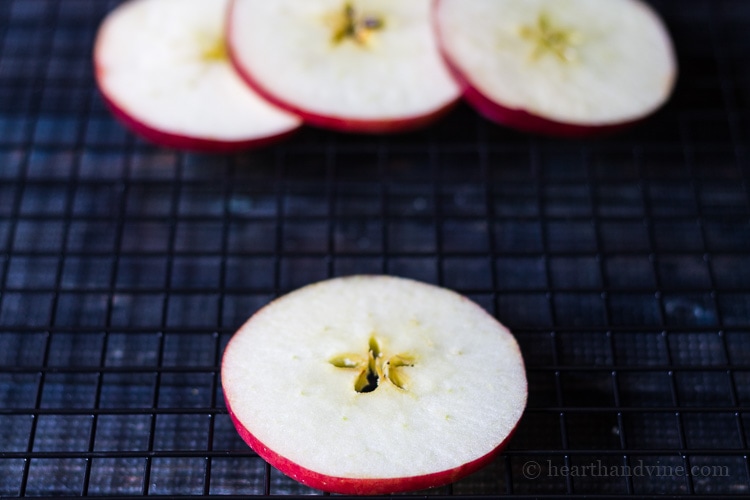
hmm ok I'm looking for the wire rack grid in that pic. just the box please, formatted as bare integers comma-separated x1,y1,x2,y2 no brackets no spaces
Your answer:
1,0,750,497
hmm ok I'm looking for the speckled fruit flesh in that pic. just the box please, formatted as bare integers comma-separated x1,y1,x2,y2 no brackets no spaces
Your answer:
227,0,461,134
434,0,677,137
94,0,301,152
221,275,527,495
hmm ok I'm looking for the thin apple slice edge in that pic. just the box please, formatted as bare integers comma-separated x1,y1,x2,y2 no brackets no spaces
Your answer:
434,0,678,137
226,396,518,495
226,0,462,134
94,0,302,153
221,275,527,495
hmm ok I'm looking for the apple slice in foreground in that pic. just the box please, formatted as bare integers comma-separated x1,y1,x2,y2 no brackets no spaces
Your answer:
435,0,678,137
94,0,301,152
227,0,461,134
221,275,527,495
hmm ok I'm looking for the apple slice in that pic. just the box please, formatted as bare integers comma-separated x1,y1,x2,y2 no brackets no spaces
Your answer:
227,0,462,134
434,0,678,137
94,0,301,152
221,275,527,495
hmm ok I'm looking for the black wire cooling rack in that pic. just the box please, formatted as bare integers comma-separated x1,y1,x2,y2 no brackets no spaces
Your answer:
1,0,750,497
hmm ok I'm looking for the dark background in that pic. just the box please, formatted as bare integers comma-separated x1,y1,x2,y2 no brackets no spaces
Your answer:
0,0,749,497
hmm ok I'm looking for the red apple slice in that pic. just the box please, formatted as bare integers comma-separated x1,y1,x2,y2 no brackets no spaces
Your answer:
227,0,462,134
94,0,301,152
434,0,678,137
221,275,527,495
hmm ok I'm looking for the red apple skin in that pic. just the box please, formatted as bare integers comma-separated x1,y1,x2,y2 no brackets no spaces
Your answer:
226,0,460,135
96,86,299,153
448,68,634,138
225,391,520,495
431,0,672,138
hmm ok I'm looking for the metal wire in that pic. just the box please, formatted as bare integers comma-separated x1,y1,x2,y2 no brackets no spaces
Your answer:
1,0,749,497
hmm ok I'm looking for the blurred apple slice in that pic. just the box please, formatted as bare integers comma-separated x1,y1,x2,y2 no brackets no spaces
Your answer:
227,0,461,134
435,0,678,137
221,275,527,495
94,0,301,152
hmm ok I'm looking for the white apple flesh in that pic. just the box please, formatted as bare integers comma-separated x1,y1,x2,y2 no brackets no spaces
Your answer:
227,0,462,134
434,0,678,137
94,0,301,152
221,275,527,495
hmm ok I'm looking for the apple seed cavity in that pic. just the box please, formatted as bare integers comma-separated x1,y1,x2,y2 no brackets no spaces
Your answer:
329,335,415,393
329,2,385,47
519,12,582,63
